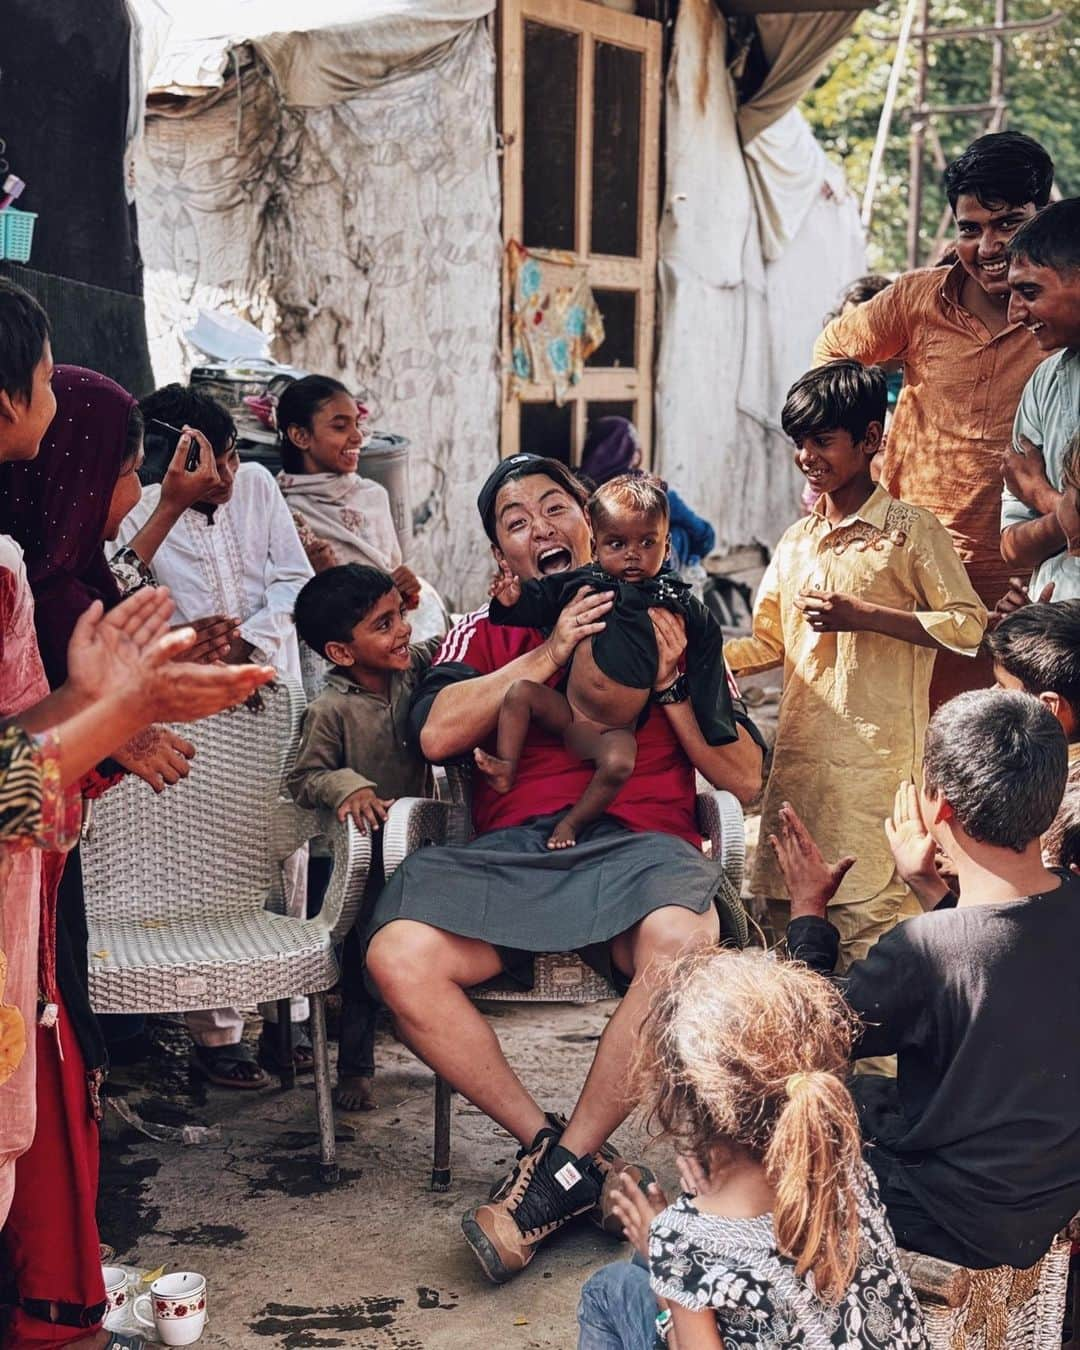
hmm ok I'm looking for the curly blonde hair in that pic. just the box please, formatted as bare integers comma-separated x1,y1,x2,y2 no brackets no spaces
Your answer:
632,949,864,1303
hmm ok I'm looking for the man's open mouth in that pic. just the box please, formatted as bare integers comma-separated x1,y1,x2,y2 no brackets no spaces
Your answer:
537,546,572,574
979,258,1008,278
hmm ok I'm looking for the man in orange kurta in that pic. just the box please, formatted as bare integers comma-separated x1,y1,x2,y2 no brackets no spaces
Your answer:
814,132,1053,705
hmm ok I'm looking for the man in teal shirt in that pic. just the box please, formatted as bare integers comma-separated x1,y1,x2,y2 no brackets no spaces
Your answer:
1000,199,1080,598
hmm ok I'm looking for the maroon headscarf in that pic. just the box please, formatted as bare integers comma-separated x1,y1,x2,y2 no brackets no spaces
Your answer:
0,365,138,688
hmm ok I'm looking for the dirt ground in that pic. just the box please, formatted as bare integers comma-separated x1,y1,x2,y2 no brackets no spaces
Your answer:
100,1003,663,1350
96,654,783,1350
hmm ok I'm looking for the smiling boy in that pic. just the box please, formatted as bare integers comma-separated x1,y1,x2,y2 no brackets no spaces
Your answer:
288,564,439,1111
726,361,986,971
815,132,1053,704
999,199,1080,600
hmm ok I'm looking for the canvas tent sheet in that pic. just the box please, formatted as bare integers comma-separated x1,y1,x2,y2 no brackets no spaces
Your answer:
136,17,502,605
654,0,865,555
134,0,864,605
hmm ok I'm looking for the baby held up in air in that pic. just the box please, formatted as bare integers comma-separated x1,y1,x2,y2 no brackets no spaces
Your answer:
475,475,730,848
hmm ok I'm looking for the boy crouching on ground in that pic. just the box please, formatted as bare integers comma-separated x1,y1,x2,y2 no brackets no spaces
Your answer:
726,360,987,971
777,689,1080,1269
288,564,438,1110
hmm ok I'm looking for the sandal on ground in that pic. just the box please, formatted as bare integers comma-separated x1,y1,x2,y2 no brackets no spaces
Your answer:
258,1022,315,1075
190,1041,271,1089
105,1334,147,1348
334,1075,377,1112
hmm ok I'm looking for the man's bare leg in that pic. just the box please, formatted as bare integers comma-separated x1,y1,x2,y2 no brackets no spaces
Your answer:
559,903,721,1157
474,680,573,795
548,725,637,849
367,919,547,1146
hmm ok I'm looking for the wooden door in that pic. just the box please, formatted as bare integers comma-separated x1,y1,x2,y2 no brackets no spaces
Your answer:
499,0,662,466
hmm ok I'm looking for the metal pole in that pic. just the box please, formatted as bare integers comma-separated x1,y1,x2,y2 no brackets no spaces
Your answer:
907,0,931,270
862,0,921,230
990,0,1008,130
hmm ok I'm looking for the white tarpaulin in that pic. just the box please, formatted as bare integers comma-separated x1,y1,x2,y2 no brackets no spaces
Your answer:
136,18,502,606
654,0,866,554
132,0,495,97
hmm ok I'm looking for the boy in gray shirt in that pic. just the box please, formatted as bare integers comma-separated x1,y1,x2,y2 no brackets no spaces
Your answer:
289,564,437,1109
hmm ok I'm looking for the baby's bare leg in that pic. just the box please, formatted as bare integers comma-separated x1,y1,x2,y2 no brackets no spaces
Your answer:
548,725,638,849
473,679,573,794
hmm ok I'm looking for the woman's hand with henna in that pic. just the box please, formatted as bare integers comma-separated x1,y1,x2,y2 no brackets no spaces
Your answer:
112,726,196,793
178,615,239,665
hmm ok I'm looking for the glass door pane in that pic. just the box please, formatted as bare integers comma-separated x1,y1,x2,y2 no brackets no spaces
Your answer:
590,43,642,258
523,23,580,251
586,289,637,368
520,402,574,462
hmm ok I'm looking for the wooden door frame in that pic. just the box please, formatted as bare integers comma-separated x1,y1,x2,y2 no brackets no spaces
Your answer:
498,0,663,465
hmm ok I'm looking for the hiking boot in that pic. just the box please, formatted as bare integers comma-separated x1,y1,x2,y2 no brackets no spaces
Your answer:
488,1114,564,1202
588,1136,657,1237
462,1132,602,1283
523,1112,657,1238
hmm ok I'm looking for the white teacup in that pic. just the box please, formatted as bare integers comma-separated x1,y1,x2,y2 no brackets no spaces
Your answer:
133,1271,208,1346
102,1266,130,1328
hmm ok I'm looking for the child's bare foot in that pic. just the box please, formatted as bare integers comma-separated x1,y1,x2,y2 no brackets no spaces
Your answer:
334,1075,377,1112
547,819,578,849
473,747,515,794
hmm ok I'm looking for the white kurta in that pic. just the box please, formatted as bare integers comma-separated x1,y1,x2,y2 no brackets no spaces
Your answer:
119,462,314,1041
118,462,313,681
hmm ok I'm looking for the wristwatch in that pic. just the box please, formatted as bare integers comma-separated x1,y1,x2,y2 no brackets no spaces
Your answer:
652,673,689,705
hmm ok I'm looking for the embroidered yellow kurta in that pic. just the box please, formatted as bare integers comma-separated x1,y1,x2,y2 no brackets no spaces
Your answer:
727,487,987,904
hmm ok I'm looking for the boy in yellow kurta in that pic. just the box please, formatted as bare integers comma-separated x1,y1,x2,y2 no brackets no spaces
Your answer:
727,361,987,969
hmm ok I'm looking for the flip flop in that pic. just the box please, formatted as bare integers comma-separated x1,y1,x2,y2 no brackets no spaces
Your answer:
190,1041,270,1089
105,1334,147,1348
258,1023,315,1075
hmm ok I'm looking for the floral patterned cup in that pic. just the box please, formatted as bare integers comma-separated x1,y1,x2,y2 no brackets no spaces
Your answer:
102,1266,130,1328
133,1271,208,1345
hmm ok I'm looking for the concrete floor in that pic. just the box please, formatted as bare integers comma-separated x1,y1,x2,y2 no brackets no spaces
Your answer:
100,1003,659,1350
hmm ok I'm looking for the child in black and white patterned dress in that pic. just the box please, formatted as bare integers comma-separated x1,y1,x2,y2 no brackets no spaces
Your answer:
576,950,928,1350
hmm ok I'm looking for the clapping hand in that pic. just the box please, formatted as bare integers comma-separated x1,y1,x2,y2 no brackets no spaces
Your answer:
609,1171,669,1260
768,801,856,917
794,589,867,633
1001,435,1055,513
884,781,949,909
989,576,1055,630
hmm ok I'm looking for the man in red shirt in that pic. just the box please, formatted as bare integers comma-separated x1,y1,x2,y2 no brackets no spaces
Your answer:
366,455,764,1283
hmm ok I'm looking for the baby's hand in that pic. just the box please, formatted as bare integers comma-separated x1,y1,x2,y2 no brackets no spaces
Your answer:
609,1173,668,1260
489,562,522,607
337,787,395,833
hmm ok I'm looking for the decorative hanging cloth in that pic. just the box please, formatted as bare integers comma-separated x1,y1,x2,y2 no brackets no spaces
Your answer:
508,241,604,405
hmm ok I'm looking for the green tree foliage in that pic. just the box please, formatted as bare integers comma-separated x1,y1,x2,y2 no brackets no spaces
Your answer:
803,0,1080,271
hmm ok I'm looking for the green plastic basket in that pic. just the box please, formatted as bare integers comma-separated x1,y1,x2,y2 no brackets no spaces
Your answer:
1,209,37,263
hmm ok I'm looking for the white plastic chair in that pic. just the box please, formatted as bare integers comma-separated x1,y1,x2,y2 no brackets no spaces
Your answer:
382,766,747,1188
81,677,369,1182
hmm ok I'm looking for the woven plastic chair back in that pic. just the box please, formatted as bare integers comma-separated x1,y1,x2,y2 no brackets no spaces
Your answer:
903,1236,1071,1350
82,678,315,925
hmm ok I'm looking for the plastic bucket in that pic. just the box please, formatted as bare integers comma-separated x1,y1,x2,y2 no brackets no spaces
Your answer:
1,209,37,263
361,433,412,560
